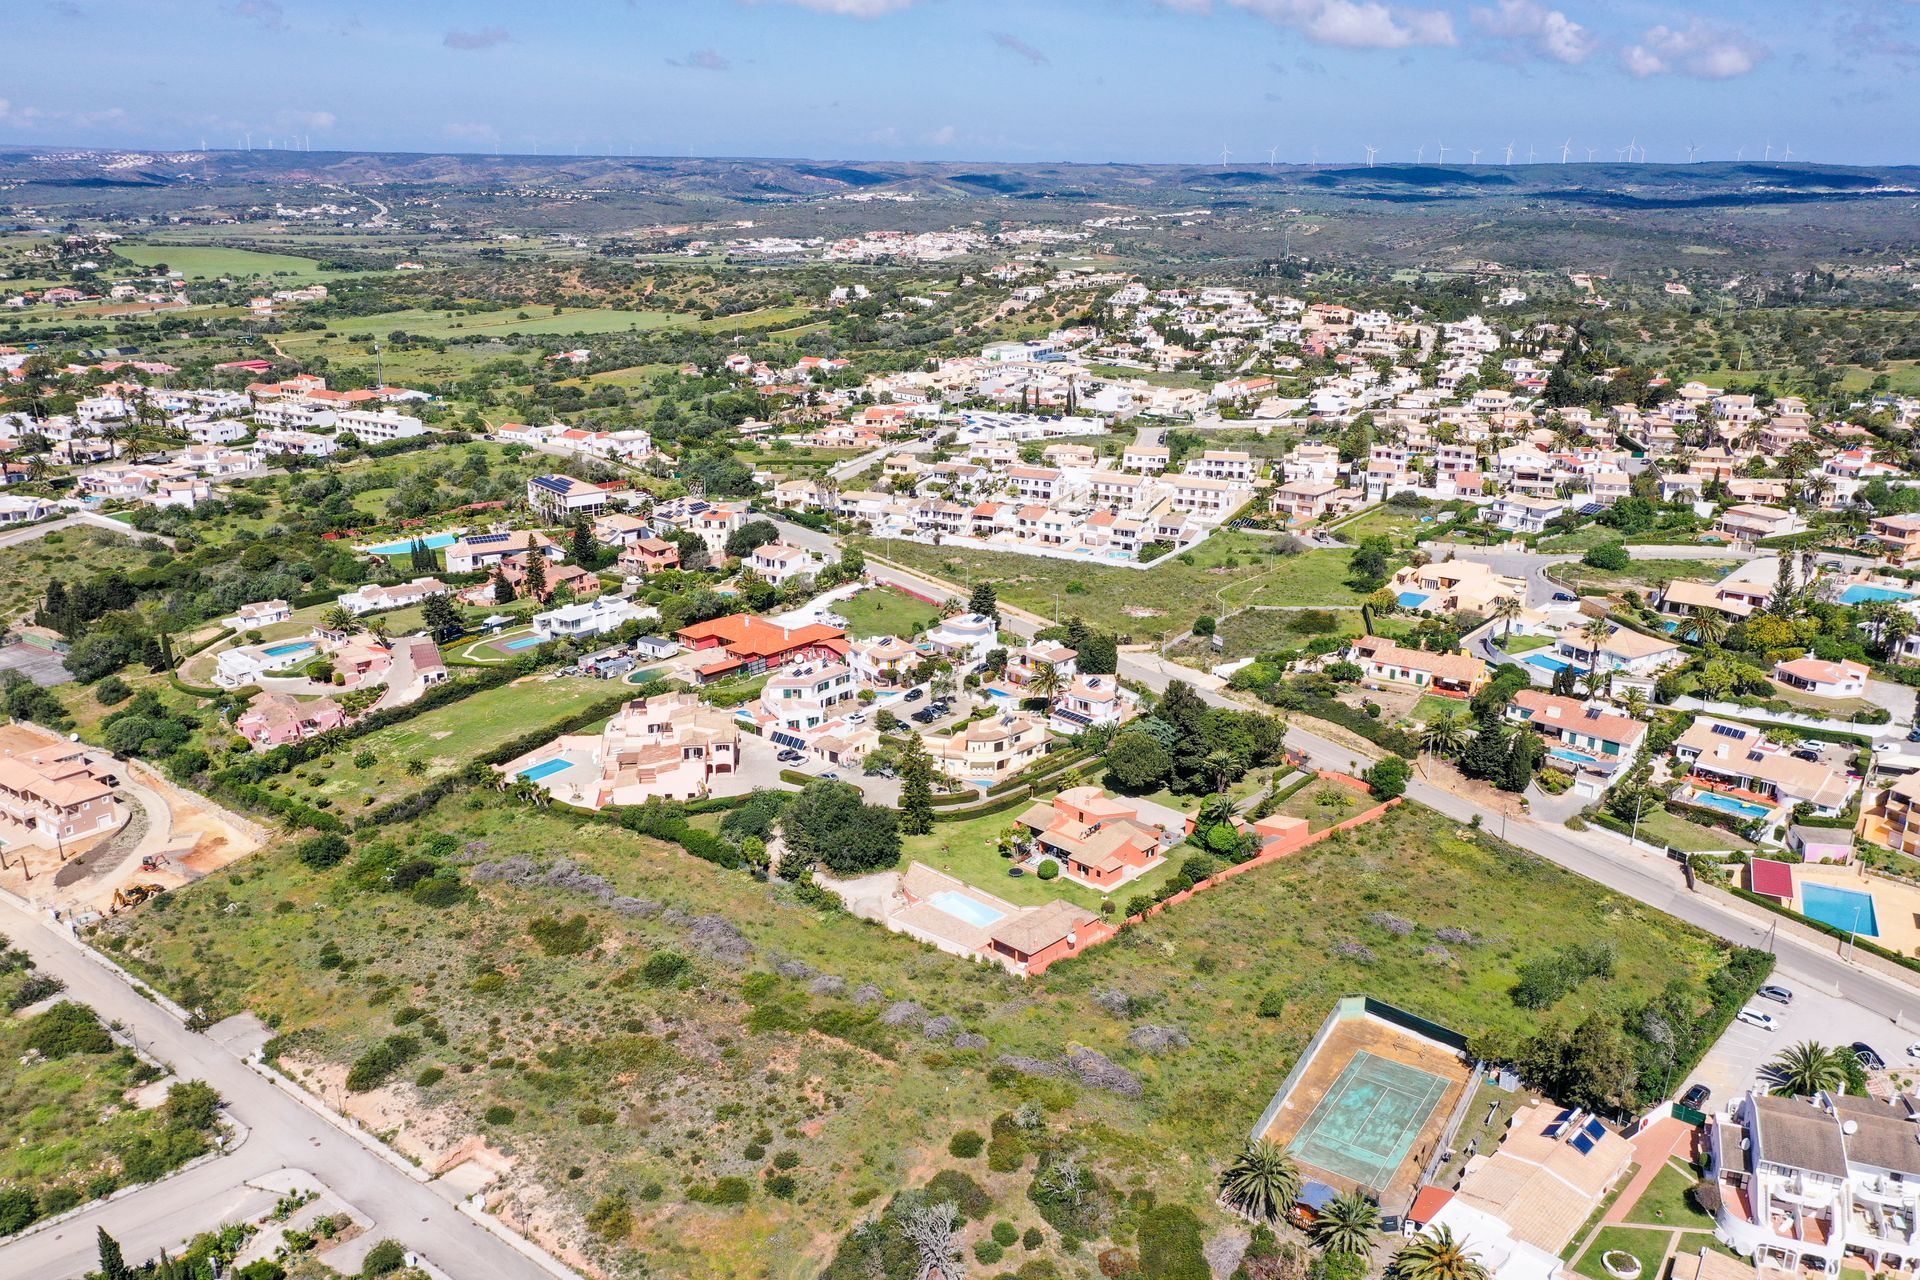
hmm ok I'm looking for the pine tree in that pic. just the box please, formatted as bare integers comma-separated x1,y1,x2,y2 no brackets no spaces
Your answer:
898,733,935,835
523,549,548,601
95,1227,130,1280
571,521,597,567
492,565,516,604
423,592,461,641
967,582,999,622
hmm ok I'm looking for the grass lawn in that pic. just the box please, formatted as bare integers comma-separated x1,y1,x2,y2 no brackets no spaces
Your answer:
279,675,612,811
858,532,1372,640
1573,1226,1675,1280
1623,1162,1715,1230
100,786,1758,1280
0,525,158,628
1408,693,1466,724
1631,808,1754,852
1328,500,1451,550
1556,560,1740,593
1502,632,1554,654
834,586,942,640
114,243,346,281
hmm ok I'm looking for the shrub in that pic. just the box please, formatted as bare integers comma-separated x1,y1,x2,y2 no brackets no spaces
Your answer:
1582,541,1631,571
483,1105,515,1125
344,1035,419,1092
1136,1204,1209,1280
689,1176,752,1205
950,1130,986,1158
925,1169,993,1221
642,950,690,986
772,1150,800,1170
527,914,598,957
25,1002,112,1057
1036,859,1059,881
360,1240,406,1277
415,1067,445,1088
1024,1226,1044,1249
95,675,133,705
585,1192,632,1240
765,1173,798,1198
296,833,351,870
1256,990,1286,1018
975,1241,1005,1265
993,1221,1020,1247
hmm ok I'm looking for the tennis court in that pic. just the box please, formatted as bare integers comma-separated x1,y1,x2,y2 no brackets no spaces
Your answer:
1285,1050,1453,1192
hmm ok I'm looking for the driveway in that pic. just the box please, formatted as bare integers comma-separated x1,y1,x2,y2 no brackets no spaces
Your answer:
1677,972,1907,1114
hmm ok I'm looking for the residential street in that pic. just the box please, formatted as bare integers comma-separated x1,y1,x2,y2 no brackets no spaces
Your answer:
0,893,569,1280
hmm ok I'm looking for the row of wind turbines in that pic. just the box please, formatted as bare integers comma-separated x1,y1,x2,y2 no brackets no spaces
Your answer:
1215,139,1796,166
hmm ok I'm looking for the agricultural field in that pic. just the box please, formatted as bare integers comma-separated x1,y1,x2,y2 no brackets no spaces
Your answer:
280,303,811,346
858,532,1374,640
276,674,615,812
100,793,1754,1280
832,586,942,640
114,243,353,282
0,525,161,628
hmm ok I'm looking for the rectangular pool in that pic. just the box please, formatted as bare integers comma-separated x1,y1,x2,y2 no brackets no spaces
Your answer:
358,531,461,556
1801,882,1880,936
1689,790,1774,821
262,641,316,658
927,890,1006,929
1525,653,1577,674
1839,585,1914,606
518,758,575,782
503,635,545,651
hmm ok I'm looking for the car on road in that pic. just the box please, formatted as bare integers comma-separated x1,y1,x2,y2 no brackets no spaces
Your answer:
1757,984,1794,1005
820,771,839,781
1906,1041,1920,1060
1736,1008,1778,1031
1854,1042,1887,1070
911,709,938,724
1907,726,1920,744
903,688,924,702
1680,1083,1711,1110
1551,591,1578,603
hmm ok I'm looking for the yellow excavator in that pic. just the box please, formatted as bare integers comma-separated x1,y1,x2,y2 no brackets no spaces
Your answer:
110,883,165,913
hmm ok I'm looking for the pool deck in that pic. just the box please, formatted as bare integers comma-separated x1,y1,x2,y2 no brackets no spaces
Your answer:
1795,864,1920,953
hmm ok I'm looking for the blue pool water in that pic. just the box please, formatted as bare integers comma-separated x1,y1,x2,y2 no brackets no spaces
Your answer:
1840,584,1915,605
1525,654,1577,674
262,641,316,658
1690,790,1774,821
358,531,460,556
518,758,575,782
1397,592,1431,609
928,890,1006,929
1547,747,1597,765
1801,882,1880,937
503,635,545,650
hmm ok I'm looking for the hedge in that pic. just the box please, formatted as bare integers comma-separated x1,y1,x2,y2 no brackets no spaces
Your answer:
778,769,815,787
930,791,1039,823
1728,885,1920,975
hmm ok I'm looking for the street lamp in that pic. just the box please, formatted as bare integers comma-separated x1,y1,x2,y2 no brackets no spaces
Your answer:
1630,790,1647,846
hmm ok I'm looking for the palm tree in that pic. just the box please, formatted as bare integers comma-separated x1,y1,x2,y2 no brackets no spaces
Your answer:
1311,1190,1381,1258
1391,1225,1489,1280
319,604,360,635
1491,596,1524,641
1217,1140,1301,1225
1027,660,1065,706
1767,1041,1851,1098
1621,688,1649,720
1683,611,1729,648
1420,710,1473,776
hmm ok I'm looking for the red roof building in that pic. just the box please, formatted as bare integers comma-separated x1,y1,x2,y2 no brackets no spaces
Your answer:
1748,857,1795,903
675,614,848,682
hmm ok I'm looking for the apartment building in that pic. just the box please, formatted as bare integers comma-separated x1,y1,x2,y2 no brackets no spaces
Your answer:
334,409,428,443
1183,450,1256,483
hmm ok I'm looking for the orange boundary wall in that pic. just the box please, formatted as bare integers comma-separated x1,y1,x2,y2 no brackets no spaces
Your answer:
1025,775,1402,976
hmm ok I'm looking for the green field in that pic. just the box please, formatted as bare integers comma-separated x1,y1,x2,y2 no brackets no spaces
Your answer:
859,532,1372,640
115,243,346,282
100,791,1752,1280
278,303,811,347
833,586,942,640
1632,808,1754,853
1572,1227,1674,1280
1275,776,1370,832
279,675,613,810
0,525,158,628
1166,605,1362,666
1556,559,1739,593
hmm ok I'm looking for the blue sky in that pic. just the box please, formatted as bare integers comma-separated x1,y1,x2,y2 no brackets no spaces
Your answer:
7,0,1917,165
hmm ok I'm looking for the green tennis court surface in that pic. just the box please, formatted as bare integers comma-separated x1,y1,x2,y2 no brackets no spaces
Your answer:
1286,1051,1452,1191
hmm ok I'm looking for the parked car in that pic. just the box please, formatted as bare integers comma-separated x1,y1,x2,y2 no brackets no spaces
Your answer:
1907,726,1920,744
820,771,839,781
1791,748,1821,762
1551,591,1578,603
776,749,805,764
1757,984,1794,1005
1680,1083,1711,1110
903,688,924,702
1736,1008,1778,1031
1905,1041,1920,1060
1854,1042,1887,1070
845,711,867,724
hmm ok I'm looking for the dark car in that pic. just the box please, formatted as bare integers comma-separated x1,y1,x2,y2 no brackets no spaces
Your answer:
1551,591,1578,603
1791,748,1822,762
903,688,924,702
1757,984,1794,1005
1680,1083,1711,1110
1907,726,1920,743
1854,1042,1887,1070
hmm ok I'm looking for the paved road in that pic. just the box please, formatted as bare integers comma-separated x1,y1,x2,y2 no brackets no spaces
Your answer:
0,895,568,1280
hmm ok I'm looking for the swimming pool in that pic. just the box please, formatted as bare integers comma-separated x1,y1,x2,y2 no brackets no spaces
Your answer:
503,635,545,651
261,641,317,658
518,758,576,782
358,531,461,556
1525,653,1577,674
927,890,1006,929
1689,790,1774,821
1547,746,1597,766
1840,584,1915,606
1801,882,1880,937
1397,592,1431,609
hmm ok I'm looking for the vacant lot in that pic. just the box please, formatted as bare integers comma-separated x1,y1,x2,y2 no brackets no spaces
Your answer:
1166,605,1361,666
859,532,1373,639
0,525,158,627
834,586,942,640
101,792,1746,1280
1556,559,1739,593
279,675,614,811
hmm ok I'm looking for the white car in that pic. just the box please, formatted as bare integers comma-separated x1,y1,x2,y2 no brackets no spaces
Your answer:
1905,1041,1920,1059
1736,1008,1778,1032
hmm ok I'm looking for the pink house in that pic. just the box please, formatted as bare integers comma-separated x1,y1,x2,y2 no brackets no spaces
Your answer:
1015,786,1171,888
235,692,348,749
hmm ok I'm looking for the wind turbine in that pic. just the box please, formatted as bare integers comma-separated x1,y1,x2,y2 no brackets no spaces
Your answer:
1416,143,1426,163
1781,142,1793,161
1526,145,1537,163
1764,140,1772,160
1437,142,1449,163
1469,147,1482,164
1561,137,1572,163
1504,141,1515,165
1626,137,1638,162
1686,141,1699,163
1735,146,1744,161
1585,147,1598,162
1219,143,1232,167
1268,145,1277,166
1364,144,1377,167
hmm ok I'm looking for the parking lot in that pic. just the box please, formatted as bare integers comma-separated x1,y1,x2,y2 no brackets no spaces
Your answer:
1677,961,1920,1114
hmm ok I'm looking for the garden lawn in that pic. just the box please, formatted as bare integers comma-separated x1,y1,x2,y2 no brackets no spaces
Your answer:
1573,1226,1674,1280
857,532,1372,640
1632,808,1754,853
1502,632,1554,654
281,675,612,811
1623,1163,1716,1230
100,794,1755,1280
834,587,942,640
899,803,1187,913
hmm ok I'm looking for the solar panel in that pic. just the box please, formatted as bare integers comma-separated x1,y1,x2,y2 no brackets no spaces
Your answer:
1711,724,1744,738
1582,1117,1606,1141
468,532,511,545
1570,1131,1597,1155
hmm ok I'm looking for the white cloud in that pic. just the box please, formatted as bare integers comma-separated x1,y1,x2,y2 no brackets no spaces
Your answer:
1622,18,1766,78
926,124,957,146
1470,0,1595,63
666,48,732,70
0,100,129,131
1171,0,1457,50
759,0,917,14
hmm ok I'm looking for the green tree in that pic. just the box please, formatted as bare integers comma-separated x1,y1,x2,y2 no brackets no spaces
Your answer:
1582,541,1630,571
1767,1041,1852,1098
492,565,515,604
1390,1225,1488,1280
1366,753,1411,800
571,521,598,566
422,592,462,642
1106,732,1173,793
1310,1190,1382,1259
898,733,935,836
781,781,900,877
1216,1140,1301,1225
95,1227,131,1280
967,581,999,622
523,548,548,601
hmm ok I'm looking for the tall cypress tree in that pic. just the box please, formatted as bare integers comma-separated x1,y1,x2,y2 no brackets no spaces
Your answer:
523,549,548,601
898,733,935,835
96,1227,131,1280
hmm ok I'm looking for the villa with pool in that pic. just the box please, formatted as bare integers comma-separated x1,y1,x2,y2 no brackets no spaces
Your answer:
1672,716,1854,827
495,690,747,807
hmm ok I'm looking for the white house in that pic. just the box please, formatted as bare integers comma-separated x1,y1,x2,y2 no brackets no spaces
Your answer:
925,613,999,666
747,542,822,588
252,429,338,459
337,577,449,616
531,596,653,642
334,409,429,443
225,599,293,630
1773,657,1868,700
184,418,250,445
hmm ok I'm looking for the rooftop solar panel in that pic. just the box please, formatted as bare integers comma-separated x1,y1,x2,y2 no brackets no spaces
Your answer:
1570,1132,1597,1155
